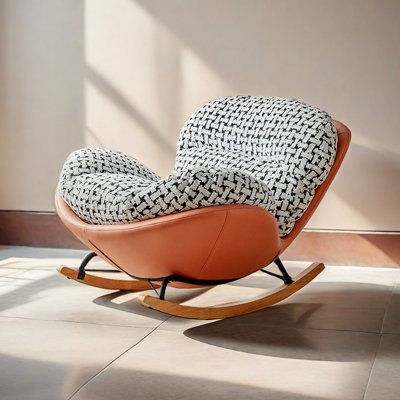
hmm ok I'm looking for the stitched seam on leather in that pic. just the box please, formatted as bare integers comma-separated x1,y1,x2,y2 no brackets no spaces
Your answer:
194,209,229,280
87,240,124,272
86,240,157,280
87,205,254,233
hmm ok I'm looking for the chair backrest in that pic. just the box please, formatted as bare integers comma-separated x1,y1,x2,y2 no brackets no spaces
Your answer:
280,120,350,250
175,96,339,236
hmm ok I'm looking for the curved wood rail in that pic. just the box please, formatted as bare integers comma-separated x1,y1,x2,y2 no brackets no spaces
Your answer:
57,266,156,291
139,262,324,319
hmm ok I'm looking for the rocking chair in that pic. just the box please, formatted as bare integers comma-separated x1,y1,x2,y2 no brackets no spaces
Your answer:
56,96,350,319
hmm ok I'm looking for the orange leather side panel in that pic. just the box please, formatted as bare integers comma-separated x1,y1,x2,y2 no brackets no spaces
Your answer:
87,208,226,279
55,194,280,281
196,207,280,280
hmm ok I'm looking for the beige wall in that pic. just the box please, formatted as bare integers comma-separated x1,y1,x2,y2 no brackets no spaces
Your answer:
1,0,399,231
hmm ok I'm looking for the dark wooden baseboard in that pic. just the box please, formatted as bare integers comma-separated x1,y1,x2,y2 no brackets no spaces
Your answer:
0,211,399,267
282,230,400,267
0,211,85,249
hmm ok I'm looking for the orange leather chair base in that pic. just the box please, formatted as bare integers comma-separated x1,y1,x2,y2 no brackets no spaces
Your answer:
56,195,281,284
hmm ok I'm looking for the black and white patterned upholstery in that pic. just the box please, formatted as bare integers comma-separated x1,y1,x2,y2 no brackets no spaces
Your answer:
58,96,337,236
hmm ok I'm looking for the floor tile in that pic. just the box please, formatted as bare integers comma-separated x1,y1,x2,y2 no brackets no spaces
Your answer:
283,281,393,309
0,245,87,261
1,247,400,400
0,267,25,277
0,317,153,400
382,285,400,334
0,258,169,328
71,328,380,400
302,263,400,286
280,261,400,286
364,334,400,400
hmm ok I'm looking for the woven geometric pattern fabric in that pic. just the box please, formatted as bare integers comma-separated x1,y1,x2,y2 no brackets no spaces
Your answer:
176,96,337,235
59,148,275,225
58,96,337,236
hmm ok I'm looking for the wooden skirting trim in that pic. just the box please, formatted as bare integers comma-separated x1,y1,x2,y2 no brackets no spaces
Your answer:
0,211,399,267
282,230,400,267
0,211,85,249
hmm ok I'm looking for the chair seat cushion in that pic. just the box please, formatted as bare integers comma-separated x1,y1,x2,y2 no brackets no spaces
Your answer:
59,148,276,226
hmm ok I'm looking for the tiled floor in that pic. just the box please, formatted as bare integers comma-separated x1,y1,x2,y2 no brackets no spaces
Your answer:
1,245,399,400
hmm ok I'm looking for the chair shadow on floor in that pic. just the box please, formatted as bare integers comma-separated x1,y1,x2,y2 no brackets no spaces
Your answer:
93,286,213,321
0,352,338,400
181,280,398,362
92,279,398,362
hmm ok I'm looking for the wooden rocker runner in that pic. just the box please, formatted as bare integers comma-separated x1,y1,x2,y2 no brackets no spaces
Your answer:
56,97,350,320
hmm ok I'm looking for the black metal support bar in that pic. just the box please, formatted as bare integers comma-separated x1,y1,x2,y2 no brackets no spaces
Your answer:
159,277,172,300
77,252,97,280
84,269,122,273
260,268,287,282
148,280,159,296
274,257,294,284
111,255,292,300
151,275,239,301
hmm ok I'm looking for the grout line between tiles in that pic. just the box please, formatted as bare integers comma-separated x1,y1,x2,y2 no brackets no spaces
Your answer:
362,333,383,400
0,314,167,330
380,285,396,334
0,313,391,336
68,316,171,400
381,332,400,336
362,284,396,400
0,267,57,271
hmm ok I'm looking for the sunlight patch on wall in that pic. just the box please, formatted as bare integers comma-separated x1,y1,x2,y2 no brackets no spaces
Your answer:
85,0,231,176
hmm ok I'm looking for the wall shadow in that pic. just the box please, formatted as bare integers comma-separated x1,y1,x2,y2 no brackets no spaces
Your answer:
133,0,400,233
86,65,176,155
